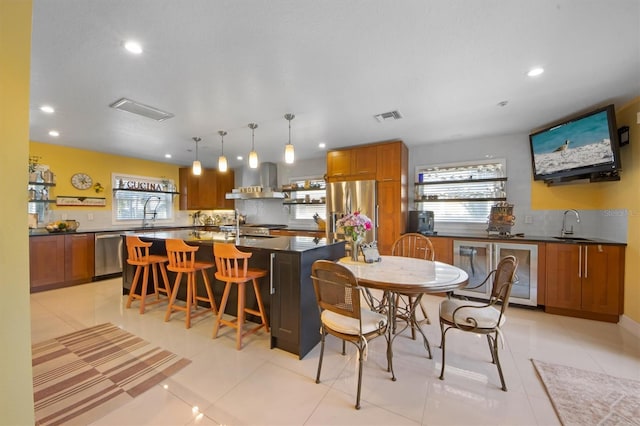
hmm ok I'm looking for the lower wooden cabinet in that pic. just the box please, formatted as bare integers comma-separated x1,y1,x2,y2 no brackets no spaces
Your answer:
29,233,95,292
428,236,453,264
545,243,624,322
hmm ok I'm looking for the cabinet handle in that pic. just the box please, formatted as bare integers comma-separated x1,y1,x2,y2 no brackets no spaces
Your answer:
578,245,582,278
270,253,275,295
584,245,588,279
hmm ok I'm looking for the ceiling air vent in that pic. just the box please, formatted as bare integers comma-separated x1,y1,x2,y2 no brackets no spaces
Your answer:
109,98,174,121
374,110,403,122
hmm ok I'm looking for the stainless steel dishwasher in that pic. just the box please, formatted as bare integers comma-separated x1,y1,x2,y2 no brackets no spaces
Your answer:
94,232,123,278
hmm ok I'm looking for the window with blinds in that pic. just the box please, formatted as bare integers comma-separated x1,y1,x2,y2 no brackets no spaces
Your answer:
415,160,506,224
287,178,326,221
112,174,174,222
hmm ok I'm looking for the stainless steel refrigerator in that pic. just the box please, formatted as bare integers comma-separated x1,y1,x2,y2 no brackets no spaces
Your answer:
326,180,377,243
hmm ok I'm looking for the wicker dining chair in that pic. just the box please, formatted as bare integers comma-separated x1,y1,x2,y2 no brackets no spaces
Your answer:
390,233,435,339
311,260,391,409
439,255,518,391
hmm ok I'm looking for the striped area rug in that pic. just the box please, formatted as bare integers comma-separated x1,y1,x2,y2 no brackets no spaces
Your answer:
32,323,191,426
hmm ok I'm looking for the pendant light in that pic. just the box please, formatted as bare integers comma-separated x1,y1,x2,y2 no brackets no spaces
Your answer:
248,123,259,169
284,113,295,164
192,136,202,176
218,130,228,172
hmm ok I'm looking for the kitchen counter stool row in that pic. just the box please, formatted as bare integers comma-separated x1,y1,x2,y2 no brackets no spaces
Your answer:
125,235,268,350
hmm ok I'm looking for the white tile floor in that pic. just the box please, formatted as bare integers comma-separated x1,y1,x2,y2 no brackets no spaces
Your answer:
30,279,640,425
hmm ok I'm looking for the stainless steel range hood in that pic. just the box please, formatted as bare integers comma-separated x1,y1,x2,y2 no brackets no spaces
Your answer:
225,162,285,200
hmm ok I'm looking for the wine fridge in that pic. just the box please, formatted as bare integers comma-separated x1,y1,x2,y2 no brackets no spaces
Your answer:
452,240,538,306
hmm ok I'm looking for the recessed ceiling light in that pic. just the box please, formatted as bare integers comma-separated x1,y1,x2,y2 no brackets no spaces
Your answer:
124,40,143,54
236,156,243,161
164,154,172,158
48,130,59,137
318,143,326,148
527,67,544,77
40,105,54,114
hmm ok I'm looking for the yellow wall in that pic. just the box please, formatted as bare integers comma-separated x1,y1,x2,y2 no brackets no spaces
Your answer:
531,99,640,322
30,141,181,210
0,1,36,424
606,98,640,322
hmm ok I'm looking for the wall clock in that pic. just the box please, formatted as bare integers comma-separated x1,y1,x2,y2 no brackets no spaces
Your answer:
71,172,93,190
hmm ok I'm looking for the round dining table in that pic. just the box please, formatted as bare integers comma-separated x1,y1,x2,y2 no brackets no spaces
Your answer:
338,255,469,379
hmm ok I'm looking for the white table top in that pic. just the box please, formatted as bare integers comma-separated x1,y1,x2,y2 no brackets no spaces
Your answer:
338,255,469,294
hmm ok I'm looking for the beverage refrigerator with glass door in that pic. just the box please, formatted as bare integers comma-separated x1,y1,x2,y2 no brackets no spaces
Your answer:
452,240,538,306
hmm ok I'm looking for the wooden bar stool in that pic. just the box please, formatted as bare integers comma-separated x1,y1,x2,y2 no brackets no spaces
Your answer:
125,235,172,314
212,243,269,350
164,239,217,329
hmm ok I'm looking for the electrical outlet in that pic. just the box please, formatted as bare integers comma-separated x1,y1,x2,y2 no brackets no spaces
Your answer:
524,215,533,224
87,213,94,221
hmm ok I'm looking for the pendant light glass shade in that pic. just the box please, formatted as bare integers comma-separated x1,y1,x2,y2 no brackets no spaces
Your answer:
192,136,202,176
217,130,228,172
284,113,295,164
248,123,259,169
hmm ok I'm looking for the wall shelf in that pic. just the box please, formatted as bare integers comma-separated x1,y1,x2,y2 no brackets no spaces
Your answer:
113,188,180,195
415,177,507,186
415,197,507,203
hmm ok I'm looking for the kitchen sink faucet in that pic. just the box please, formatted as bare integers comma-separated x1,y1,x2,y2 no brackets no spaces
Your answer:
561,209,580,237
142,196,162,228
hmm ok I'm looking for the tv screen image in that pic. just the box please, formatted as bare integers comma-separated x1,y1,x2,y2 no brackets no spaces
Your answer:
529,104,620,181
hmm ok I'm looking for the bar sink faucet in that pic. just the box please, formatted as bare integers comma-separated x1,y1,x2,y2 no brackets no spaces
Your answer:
561,209,580,237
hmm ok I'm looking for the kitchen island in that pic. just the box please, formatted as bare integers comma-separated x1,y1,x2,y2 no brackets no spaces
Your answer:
123,229,346,358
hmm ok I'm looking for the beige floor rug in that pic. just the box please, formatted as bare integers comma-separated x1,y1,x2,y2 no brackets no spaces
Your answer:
532,359,640,426
32,323,191,426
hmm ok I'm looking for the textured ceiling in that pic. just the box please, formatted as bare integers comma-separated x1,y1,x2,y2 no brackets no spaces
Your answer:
29,0,640,169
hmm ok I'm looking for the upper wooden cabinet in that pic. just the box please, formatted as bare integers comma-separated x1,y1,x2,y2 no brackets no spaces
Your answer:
179,167,235,210
376,141,406,181
326,144,377,181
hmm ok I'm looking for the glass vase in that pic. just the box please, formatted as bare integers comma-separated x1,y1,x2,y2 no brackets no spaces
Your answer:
350,237,361,262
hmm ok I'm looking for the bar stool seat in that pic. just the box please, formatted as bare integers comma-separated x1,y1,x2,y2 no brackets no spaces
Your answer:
212,243,269,350
125,236,172,314
164,239,217,329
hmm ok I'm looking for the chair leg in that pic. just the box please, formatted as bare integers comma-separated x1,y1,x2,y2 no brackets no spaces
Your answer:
489,332,507,391
185,272,194,329
165,272,183,322
158,262,171,297
439,323,448,380
138,264,150,314
236,282,246,350
125,265,142,309
355,343,365,410
212,281,233,339
200,270,218,314
315,330,326,384
252,278,269,332
341,340,346,355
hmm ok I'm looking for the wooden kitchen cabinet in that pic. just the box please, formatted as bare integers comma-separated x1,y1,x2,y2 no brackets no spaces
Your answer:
179,167,234,210
29,233,95,292
30,234,66,291
326,144,377,181
428,236,453,264
545,243,624,322
326,140,408,255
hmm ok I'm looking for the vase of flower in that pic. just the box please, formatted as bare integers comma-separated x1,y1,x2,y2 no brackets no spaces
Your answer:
337,211,372,262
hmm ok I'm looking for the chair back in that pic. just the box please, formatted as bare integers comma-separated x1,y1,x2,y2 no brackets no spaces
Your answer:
126,235,152,265
213,242,252,281
391,233,435,260
490,255,519,316
165,238,199,272
311,260,361,320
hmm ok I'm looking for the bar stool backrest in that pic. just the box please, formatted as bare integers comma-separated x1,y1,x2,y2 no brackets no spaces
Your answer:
126,235,152,266
165,238,198,272
213,243,252,281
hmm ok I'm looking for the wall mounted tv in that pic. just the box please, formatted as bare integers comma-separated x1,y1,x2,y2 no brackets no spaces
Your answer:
529,104,621,184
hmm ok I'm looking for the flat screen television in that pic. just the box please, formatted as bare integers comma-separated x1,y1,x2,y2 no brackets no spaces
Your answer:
529,104,621,182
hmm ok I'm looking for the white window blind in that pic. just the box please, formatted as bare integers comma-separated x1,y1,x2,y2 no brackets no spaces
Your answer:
112,174,174,222
288,178,326,221
415,161,506,224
